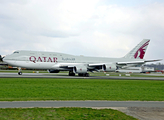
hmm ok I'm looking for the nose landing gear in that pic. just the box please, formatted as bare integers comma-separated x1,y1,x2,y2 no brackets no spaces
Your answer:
18,67,22,75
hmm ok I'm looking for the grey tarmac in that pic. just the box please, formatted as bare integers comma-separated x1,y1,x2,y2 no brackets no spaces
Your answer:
1,72,164,80
0,101,164,108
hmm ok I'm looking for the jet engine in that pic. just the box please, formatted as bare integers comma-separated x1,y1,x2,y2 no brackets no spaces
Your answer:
102,63,117,72
48,70,60,73
73,66,87,73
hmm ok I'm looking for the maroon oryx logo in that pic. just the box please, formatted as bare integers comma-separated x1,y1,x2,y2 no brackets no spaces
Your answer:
134,40,150,59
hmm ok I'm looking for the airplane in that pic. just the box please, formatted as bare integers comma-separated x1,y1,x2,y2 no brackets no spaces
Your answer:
0,39,162,77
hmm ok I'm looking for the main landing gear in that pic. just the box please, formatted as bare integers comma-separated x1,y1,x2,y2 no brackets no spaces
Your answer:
69,71,89,77
18,67,22,75
78,73,89,77
69,71,75,76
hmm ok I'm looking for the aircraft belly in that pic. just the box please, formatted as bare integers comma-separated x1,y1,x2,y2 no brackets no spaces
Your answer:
3,60,16,67
26,62,54,69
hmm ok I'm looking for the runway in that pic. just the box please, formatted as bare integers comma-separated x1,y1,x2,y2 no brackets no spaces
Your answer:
0,101,164,108
0,72,164,80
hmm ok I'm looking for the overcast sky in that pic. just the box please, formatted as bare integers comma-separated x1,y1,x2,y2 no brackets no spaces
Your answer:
0,0,164,63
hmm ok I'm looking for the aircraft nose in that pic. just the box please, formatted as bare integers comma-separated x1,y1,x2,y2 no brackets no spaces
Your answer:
2,56,9,62
0,55,3,62
3,57,6,62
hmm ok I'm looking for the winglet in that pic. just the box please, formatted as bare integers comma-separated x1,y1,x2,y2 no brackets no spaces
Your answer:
123,39,150,59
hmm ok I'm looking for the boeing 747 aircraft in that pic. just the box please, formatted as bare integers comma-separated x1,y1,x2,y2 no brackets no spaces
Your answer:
1,39,161,76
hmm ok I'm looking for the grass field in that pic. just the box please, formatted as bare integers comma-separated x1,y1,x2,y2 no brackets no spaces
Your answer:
1,78,162,120
0,108,137,120
0,78,164,101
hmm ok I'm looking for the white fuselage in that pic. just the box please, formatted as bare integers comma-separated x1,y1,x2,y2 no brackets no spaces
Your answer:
2,39,161,76
4,50,143,70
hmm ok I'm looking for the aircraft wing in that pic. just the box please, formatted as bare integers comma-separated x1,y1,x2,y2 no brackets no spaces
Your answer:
88,59,162,71
52,59,162,69
89,59,162,67
88,63,104,67
51,63,85,68
50,59,162,75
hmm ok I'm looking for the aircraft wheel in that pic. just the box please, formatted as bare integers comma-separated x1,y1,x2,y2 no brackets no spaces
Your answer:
78,73,89,77
69,71,75,76
85,73,89,77
18,72,22,75
78,73,82,76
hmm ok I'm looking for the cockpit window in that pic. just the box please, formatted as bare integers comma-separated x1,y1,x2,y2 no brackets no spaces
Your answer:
13,51,19,54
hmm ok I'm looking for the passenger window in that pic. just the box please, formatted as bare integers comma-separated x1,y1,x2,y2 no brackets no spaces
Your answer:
13,51,19,54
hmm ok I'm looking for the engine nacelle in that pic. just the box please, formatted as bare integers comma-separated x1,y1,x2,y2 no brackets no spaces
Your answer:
48,70,60,73
102,64,116,72
73,66,87,73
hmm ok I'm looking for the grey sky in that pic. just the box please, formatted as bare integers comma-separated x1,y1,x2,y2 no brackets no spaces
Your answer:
103,0,164,6
0,0,164,63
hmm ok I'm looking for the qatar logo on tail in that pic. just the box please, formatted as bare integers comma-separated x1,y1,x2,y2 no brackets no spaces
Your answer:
134,40,150,59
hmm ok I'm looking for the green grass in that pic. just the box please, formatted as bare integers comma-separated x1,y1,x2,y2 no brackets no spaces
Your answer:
0,78,164,101
0,108,137,120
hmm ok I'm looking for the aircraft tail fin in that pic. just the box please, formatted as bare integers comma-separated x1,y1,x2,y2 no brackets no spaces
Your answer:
123,39,150,59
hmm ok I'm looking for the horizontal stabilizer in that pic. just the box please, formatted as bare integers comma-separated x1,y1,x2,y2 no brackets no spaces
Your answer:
117,61,145,65
144,59,162,62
